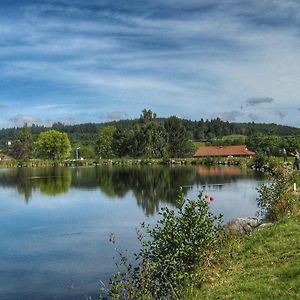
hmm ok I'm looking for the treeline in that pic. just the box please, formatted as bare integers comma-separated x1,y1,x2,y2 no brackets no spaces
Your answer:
3,110,194,160
1,112,300,148
246,133,300,156
1,109,300,159
96,109,194,158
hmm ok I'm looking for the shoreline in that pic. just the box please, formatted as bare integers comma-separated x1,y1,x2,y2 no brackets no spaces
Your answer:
0,157,250,169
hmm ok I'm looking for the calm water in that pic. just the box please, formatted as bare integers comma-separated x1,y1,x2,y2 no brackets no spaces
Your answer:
0,165,265,299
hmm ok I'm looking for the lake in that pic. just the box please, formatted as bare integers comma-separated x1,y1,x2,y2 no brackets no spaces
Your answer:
0,165,265,299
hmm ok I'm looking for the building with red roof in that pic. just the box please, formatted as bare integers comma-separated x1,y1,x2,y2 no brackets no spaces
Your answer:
193,145,255,158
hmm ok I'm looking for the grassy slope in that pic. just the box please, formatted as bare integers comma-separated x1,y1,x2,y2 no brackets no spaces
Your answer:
193,141,206,148
189,215,300,300
221,134,246,141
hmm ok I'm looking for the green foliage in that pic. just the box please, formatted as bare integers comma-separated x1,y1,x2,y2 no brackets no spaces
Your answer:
107,191,224,299
257,166,298,221
73,144,95,159
96,126,117,158
2,111,300,160
210,135,246,146
132,109,168,158
246,133,300,157
165,116,195,157
252,151,269,170
9,141,27,160
284,136,300,153
35,168,72,195
193,141,206,148
9,125,33,160
246,133,283,155
112,111,194,158
112,128,135,158
188,215,300,300
35,130,72,160
1,116,300,155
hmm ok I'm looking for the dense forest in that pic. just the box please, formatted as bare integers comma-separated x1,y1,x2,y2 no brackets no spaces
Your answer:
1,115,299,145
1,109,300,159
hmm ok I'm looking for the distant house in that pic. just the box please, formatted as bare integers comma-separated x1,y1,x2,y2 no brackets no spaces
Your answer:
0,152,5,161
0,152,12,161
193,145,255,158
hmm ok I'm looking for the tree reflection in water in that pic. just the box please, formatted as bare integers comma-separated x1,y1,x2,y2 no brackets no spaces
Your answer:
0,167,72,201
95,166,196,216
0,165,263,215
34,168,72,196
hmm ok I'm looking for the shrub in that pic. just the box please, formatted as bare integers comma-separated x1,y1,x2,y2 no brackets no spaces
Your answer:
106,191,224,300
252,151,269,171
257,166,298,221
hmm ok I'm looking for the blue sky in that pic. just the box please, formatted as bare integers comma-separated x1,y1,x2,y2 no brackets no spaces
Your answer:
0,0,300,128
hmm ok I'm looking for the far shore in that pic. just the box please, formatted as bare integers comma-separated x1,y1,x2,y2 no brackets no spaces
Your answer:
0,156,252,169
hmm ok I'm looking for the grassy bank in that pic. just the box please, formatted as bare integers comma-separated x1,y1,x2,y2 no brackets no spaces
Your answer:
187,214,300,299
97,163,297,299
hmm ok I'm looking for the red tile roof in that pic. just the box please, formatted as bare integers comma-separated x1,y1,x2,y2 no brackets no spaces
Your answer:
193,145,255,157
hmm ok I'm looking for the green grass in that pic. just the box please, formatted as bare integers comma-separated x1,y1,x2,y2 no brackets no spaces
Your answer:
272,156,296,164
221,134,246,142
188,215,300,300
193,141,207,148
193,135,246,148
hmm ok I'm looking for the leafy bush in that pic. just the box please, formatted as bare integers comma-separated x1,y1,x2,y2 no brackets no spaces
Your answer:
252,151,269,171
106,191,224,300
257,166,298,221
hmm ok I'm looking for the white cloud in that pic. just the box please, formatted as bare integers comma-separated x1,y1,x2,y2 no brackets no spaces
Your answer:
9,114,43,127
0,1,300,127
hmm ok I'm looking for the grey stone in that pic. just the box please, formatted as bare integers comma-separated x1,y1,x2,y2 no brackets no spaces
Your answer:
225,217,259,235
255,223,274,231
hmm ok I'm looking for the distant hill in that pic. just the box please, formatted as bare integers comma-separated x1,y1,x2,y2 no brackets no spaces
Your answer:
1,118,300,150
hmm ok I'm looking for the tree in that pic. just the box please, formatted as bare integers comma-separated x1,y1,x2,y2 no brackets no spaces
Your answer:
95,126,117,158
165,116,195,157
285,136,300,153
132,110,168,158
10,125,33,160
74,144,95,159
35,130,71,160
112,128,133,157
246,133,282,156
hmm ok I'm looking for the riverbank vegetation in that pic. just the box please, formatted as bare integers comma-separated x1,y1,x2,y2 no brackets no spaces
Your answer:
189,165,300,299
187,215,300,299
102,192,225,299
1,113,299,151
101,162,299,299
1,109,300,162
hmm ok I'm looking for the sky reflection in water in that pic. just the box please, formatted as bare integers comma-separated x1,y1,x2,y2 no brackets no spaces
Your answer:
0,166,265,299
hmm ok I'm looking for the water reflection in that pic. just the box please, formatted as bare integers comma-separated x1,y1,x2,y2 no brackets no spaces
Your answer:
95,167,196,216
0,166,263,215
0,165,265,300
34,168,72,196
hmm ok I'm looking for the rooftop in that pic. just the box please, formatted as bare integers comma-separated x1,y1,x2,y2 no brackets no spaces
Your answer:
193,145,255,157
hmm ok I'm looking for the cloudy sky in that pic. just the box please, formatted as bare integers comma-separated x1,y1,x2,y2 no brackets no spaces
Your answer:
0,0,300,128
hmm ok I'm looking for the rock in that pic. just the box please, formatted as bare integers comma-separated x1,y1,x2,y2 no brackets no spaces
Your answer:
225,217,259,235
255,223,274,231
